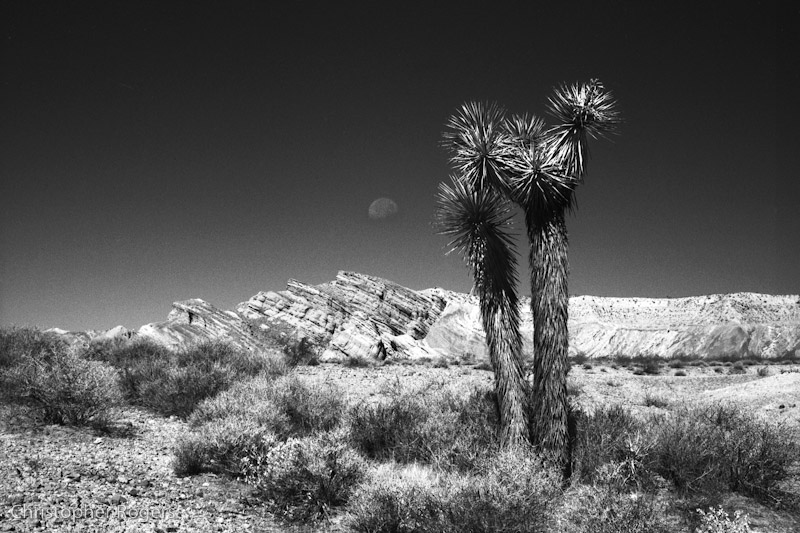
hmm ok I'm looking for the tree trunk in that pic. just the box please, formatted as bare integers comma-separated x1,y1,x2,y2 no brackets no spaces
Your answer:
527,210,571,471
479,298,531,449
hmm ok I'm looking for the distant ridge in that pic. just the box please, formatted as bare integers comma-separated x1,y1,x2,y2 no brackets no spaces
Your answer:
49,272,800,362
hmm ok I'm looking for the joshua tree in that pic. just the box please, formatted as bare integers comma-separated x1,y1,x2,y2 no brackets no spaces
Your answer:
437,82,619,469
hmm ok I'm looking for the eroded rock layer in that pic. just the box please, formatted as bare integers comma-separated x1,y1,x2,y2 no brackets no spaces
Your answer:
236,271,447,361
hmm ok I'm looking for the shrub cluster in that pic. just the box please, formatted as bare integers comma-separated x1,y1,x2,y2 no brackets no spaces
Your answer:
555,483,671,533
694,506,751,533
649,404,797,498
243,429,366,522
571,405,648,487
174,371,363,522
347,385,500,471
571,403,797,500
174,373,344,476
86,338,278,418
0,327,122,428
347,449,561,533
248,319,324,366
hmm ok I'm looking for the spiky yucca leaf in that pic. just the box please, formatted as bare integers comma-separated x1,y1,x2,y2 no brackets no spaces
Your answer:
546,79,620,180
441,102,517,195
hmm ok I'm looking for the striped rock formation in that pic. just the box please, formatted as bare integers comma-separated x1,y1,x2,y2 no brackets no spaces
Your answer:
50,274,800,362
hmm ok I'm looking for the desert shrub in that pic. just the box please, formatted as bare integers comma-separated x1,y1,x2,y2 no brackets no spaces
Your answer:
668,359,685,369
728,361,746,375
694,506,751,533
756,366,770,377
643,392,670,409
173,417,273,476
612,355,634,367
444,449,561,532
556,483,671,533
280,336,321,366
249,319,324,366
459,352,478,365
582,363,593,370
0,326,70,371
572,352,590,366
343,355,371,368
243,429,366,522
347,385,500,471
432,356,449,368
566,380,583,398
87,339,277,418
347,450,560,533
348,395,428,462
429,389,501,471
191,373,343,437
640,359,662,375
175,373,344,476
347,463,448,533
473,360,493,371
4,347,122,428
649,404,798,499
571,405,652,488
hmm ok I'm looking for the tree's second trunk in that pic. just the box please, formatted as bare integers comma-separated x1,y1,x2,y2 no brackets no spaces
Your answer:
528,210,571,472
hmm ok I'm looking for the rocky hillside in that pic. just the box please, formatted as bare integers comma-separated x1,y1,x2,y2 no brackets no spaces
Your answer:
50,272,800,361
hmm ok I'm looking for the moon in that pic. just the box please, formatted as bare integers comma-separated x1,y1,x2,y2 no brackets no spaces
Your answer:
368,197,399,220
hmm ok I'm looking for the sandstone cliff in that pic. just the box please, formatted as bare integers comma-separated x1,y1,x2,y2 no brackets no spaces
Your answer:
50,273,800,362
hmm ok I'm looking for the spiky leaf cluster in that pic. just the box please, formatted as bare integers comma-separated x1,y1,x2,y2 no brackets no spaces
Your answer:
546,79,620,180
441,101,518,195
435,176,519,307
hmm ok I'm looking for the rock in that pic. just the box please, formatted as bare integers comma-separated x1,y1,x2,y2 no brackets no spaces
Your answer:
138,299,264,352
237,271,449,361
568,293,800,360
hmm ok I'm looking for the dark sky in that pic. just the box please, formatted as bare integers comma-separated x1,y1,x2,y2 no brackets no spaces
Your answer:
2,1,798,331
